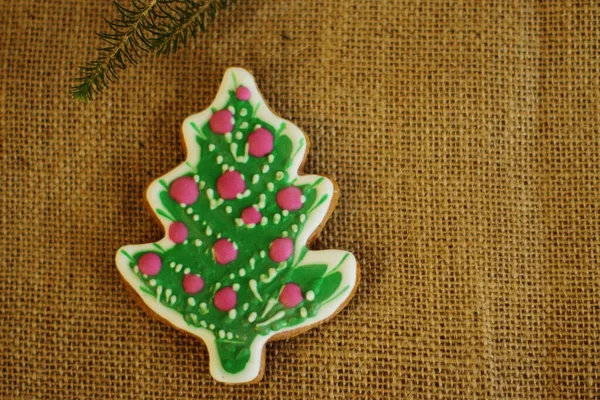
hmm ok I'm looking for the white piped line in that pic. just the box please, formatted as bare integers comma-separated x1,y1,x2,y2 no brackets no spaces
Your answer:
261,298,278,318
249,279,263,301
260,268,277,283
256,311,285,327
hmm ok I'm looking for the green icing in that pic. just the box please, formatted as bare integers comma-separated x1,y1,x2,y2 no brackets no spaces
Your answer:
124,80,346,374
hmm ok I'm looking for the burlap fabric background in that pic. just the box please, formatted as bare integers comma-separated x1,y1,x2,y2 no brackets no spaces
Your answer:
2,1,599,398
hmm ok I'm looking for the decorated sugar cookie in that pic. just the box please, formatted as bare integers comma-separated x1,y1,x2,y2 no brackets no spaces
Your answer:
116,68,359,384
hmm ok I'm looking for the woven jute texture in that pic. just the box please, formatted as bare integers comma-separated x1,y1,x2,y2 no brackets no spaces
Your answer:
2,1,600,398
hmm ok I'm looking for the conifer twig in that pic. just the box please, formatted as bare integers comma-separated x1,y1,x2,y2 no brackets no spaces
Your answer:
73,0,234,102
151,0,230,55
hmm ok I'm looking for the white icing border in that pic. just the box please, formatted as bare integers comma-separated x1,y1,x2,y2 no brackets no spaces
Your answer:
115,68,357,383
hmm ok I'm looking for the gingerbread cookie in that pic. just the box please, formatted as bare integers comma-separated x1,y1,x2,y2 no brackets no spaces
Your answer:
116,67,359,384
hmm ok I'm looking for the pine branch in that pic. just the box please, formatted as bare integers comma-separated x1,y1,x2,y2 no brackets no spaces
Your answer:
151,0,232,55
72,0,234,102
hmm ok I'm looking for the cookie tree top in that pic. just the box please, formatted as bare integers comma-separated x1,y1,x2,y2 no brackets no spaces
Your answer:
116,68,358,384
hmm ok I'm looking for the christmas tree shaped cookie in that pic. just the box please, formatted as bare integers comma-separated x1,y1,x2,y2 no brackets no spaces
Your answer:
116,68,359,383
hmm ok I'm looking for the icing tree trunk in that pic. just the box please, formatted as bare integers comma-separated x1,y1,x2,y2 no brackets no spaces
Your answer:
115,68,358,383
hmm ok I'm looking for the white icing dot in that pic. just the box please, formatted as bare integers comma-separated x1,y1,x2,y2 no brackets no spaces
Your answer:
273,213,281,223
175,264,183,273
249,258,256,269
200,303,208,313
229,273,235,279
240,121,248,129
133,266,139,273
262,165,270,173
149,279,157,287
260,216,268,225
180,203,187,208
306,291,315,301
200,320,207,328
300,307,308,318
226,332,234,339
219,330,226,339
194,175,200,182
209,323,215,330
186,208,193,214
267,182,274,191
199,181,206,189
228,166,234,171
169,262,176,268
188,297,196,306
255,124,261,129
239,268,246,277
228,106,235,114
252,174,259,184
260,250,266,258
235,131,243,140
224,132,232,143
258,194,267,208
292,224,298,232
282,210,289,217
300,195,306,203
208,144,215,152
216,155,223,164
183,240,188,245
228,309,237,319
268,154,274,163
156,286,163,299
225,206,232,213
248,312,257,323
214,282,221,290
243,189,251,196
193,214,200,221
276,171,284,180
300,214,306,222
183,267,190,274
282,231,288,237
235,218,244,226
233,283,241,291
165,288,172,299
222,164,229,171
195,239,202,247
240,108,248,116
242,303,249,310
206,226,212,235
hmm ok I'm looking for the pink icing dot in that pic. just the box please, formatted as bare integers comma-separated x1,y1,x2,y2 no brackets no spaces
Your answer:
214,287,237,311
276,186,303,210
138,253,161,276
213,238,237,265
279,283,303,308
236,86,251,101
209,109,233,134
168,222,188,243
269,237,294,262
241,206,262,225
247,128,274,157
182,274,205,294
169,176,199,205
216,170,246,200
